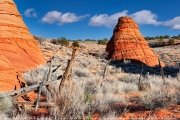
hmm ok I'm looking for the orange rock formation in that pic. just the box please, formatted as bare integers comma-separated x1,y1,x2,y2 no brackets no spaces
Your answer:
0,0,45,95
106,16,163,67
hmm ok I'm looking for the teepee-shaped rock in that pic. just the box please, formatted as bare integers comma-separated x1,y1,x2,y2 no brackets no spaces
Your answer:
106,16,163,67
0,0,45,72
0,0,45,96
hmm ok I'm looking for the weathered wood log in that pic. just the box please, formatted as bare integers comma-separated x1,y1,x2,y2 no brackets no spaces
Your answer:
35,59,54,111
59,48,77,92
0,78,61,98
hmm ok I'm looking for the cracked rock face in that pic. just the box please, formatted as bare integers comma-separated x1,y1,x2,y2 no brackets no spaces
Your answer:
106,16,163,67
0,0,45,95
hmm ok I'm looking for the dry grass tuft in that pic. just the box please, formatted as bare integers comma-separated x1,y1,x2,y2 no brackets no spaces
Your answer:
0,97,13,115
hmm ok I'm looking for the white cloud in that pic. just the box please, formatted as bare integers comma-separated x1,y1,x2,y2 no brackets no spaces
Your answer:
162,17,180,30
89,10,161,28
130,10,159,25
41,11,62,24
89,10,128,28
41,11,88,25
24,8,37,18
41,10,180,30
89,10,180,30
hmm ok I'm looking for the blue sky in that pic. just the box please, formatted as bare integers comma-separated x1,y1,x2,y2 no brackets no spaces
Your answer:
14,0,180,40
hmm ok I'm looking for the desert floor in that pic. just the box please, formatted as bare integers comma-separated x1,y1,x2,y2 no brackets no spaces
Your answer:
24,40,180,119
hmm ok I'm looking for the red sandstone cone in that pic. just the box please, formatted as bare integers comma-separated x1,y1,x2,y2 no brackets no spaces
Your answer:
0,0,45,101
106,16,164,67
0,0,45,72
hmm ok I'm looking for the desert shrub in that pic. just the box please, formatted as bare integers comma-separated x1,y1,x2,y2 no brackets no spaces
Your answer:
118,74,139,84
168,38,175,45
140,87,179,109
58,38,69,46
72,41,80,47
98,39,108,45
74,67,89,78
51,37,69,46
85,39,96,42
157,38,164,45
50,83,87,118
139,76,180,109
23,65,49,85
47,76,124,119
121,83,138,93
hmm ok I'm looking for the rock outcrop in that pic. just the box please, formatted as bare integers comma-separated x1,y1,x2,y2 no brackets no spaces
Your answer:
0,0,45,95
106,16,163,67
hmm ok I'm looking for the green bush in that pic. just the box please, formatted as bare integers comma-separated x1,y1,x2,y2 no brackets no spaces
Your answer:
85,39,96,42
58,39,69,46
168,38,175,45
98,38,108,45
72,41,80,47
51,37,69,46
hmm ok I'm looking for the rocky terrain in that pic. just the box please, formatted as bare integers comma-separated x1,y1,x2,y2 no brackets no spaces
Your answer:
22,40,179,119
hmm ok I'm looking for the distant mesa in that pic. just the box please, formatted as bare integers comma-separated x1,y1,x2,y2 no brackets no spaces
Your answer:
0,0,45,98
106,16,164,67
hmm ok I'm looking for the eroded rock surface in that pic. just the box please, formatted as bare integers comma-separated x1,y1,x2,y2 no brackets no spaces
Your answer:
0,0,45,94
106,16,163,67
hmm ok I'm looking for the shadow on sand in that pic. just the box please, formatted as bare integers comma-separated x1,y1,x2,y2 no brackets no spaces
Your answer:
110,60,179,78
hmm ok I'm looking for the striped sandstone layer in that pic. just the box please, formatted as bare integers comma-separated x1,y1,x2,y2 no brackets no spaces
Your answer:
106,16,164,67
0,0,45,96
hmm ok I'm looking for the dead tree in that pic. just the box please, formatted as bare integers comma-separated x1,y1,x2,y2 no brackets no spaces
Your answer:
59,47,78,93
